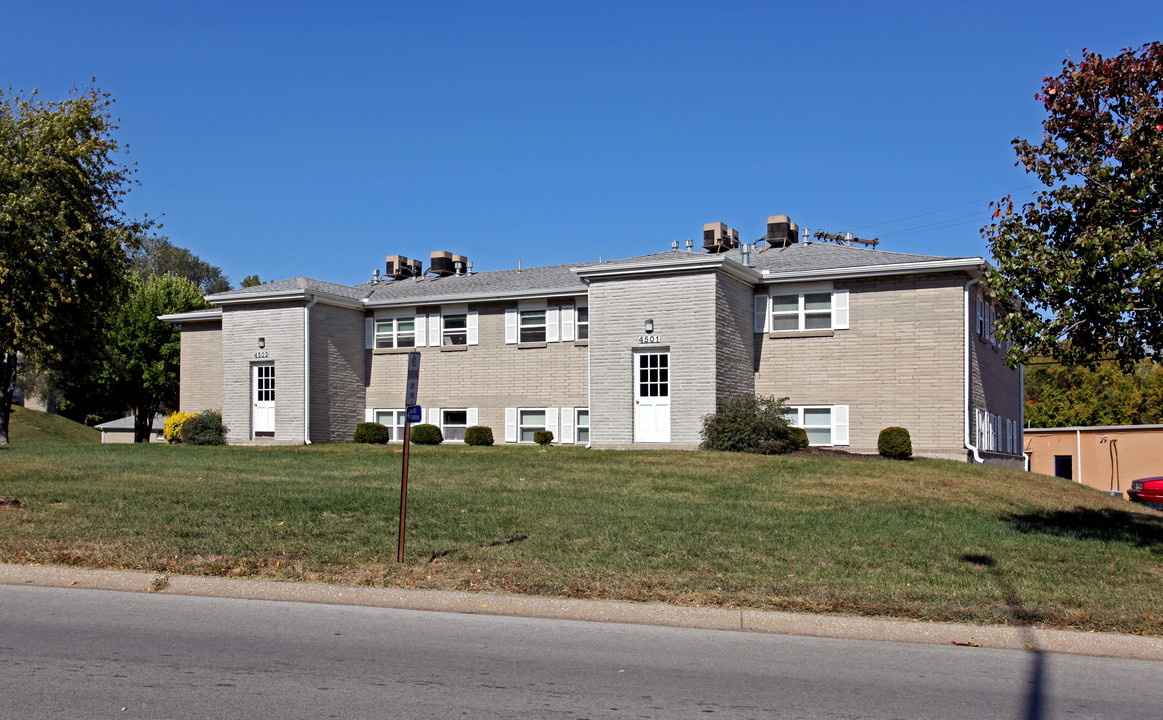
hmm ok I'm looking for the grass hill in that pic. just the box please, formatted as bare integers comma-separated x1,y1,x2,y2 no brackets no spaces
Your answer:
7,405,100,445
2,441,1161,634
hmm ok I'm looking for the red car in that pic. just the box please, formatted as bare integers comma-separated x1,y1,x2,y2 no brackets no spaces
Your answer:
1128,477,1163,510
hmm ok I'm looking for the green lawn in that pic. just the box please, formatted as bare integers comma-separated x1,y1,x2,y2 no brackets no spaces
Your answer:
2,430,1161,635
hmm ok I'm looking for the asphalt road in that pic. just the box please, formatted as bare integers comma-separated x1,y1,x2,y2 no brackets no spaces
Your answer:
1,585,1158,719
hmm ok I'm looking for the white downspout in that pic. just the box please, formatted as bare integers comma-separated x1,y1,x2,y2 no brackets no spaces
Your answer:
304,294,318,444
964,278,984,463
1076,429,1082,484
1020,364,1030,471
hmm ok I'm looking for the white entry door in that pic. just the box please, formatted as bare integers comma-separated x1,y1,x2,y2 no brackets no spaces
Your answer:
634,351,670,443
252,363,275,438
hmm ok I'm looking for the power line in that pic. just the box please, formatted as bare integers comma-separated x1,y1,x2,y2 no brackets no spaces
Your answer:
848,183,1042,233
878,211,987,238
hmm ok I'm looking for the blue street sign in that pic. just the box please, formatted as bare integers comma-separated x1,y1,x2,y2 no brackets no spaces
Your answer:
406,405,422,424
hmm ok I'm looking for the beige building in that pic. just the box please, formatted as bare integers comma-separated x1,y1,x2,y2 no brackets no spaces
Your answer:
1024,425,1163,495
161,217,1022,464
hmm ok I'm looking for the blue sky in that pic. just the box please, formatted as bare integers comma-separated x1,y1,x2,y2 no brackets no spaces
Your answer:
5,1,1160,286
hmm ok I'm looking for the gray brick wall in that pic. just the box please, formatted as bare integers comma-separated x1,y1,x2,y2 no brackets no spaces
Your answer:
588,271,718,447
715,273,756,402
755,273,968,458
221,302,306,445
969,286,1024,466
364,300,589,441
309,303,367,443
179,322,222,413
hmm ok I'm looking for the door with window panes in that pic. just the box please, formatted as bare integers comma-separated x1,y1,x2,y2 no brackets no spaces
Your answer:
252,363,275,438
633,351,670,442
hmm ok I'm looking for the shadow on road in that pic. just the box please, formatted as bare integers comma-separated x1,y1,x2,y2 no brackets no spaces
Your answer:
961,553,1044,720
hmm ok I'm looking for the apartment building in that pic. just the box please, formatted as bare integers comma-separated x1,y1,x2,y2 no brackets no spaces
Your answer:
161,217,1023,464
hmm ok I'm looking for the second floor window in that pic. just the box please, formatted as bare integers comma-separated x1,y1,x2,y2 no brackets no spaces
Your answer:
520,309,546,343
442,314,467,345
771,292,832,331
576,305,589,340
376,318,415,349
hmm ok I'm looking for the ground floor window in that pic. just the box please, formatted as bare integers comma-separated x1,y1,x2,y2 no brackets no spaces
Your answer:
441,409,468,442
1054,454,1073,481
373,409,407,441
519,409,546,443
783,405,849,446
575,408,590,444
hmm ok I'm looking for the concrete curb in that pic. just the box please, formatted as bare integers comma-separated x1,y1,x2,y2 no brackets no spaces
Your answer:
2,563,1160,661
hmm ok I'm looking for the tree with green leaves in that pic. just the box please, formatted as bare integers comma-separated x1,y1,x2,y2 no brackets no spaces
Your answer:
1025,357,1163,428
101,275,209,441
984,42,1163,368
129,236,231,294
1,84,145,444
240,274,262,288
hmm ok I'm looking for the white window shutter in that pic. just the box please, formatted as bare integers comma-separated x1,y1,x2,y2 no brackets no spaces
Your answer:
467,311,479,345
832,289,849,330
429,313,441,346
467,408,478,426
505,408,517,442
505,308,517,344
561,408,575,444
977,293,985,336
753,294,769,333
546,407,559,439
365,318,374,349
833,405,849,446
432,408,441,431
561,305,575,342
365,408,374,422
414,314,427,347
547,306,560,342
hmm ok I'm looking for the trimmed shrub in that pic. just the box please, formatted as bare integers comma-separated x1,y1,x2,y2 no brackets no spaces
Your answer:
181,410,227,446
354,422,391,444
465,425,494,446
878,427,913,460
700,393,800,455
164,411,198,443
410,423,443,445
533,430,554,446
789,426,809,450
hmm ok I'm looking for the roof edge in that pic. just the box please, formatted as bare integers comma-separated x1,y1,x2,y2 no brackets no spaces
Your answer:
761,258,985,283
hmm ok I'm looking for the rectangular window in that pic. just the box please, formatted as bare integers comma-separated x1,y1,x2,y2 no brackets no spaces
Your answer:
519,309,546,343
575,408,590,444
375,318,415,349
576,305,589,340
1054,454,1073,481
373,409,407,441
442,314,467,346
441,409,468,442
771,292,833,332
519,409,546,443
784,406,848,446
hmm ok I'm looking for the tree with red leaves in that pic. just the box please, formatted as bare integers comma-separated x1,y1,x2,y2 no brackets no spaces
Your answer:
984,42,1163,368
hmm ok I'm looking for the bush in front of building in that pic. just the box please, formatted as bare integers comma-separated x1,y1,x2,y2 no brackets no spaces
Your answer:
700,393,800,455
164,411,198,443
181,410,227,446
354,422,391,444
410,423,443,445
878,427,913,460
534,430,554,446
464,426,494,446
789,426,809,450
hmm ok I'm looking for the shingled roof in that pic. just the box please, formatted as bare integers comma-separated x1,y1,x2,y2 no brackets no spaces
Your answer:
201,242,980,310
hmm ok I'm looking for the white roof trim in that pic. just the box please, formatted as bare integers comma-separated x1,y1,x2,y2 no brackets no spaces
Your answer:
158,308,223,324
205,290,364,309
761,258,985,283
573,255,763,284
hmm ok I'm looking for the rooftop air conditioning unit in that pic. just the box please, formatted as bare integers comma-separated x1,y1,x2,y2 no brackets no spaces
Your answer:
429,250,455,277
766,215,797,248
